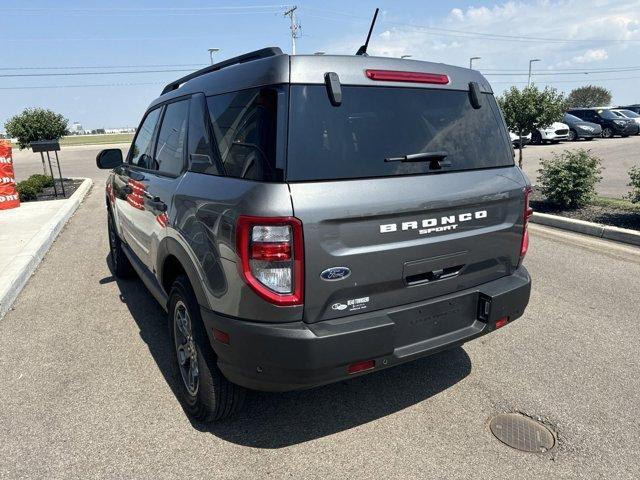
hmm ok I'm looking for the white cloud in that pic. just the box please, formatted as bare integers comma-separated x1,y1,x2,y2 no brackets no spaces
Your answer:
573,48,608,63
323,0,640,103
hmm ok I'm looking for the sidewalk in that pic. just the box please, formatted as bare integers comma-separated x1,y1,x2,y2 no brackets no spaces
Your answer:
0,178,92,318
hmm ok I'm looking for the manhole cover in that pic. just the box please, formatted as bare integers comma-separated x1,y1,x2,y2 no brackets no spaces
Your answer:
489,413,555,453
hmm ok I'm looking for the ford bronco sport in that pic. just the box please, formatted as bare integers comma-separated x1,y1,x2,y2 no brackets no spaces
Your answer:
97,47,532,421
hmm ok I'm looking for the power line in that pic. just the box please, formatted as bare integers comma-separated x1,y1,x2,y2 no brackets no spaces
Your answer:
0,82,165,91
0,64,206,71
303,8,640,44
1,5,289,11
0,69,195,78
490,75,640,85
485,67,640,76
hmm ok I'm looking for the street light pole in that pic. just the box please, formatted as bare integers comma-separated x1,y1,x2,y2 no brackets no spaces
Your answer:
528,58,541,87
469,56,481,69
208,48,220,65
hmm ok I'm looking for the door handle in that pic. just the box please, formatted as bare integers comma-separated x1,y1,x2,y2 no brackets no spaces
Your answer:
144,193,167,212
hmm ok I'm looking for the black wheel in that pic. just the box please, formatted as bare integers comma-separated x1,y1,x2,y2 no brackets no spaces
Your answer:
168,275,245,422
567,129,578,141
585,137,594,141
602,127,613,138
531,130,543,145
107,210,134,277
622,134,629,138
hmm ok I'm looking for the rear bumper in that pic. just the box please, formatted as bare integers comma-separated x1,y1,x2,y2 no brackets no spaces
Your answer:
201,266,531,391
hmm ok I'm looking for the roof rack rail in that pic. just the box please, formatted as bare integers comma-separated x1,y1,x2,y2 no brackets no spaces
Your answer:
160,47,283,95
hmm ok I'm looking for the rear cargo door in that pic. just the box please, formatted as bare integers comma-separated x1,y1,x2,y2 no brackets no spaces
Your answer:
286,84,526,323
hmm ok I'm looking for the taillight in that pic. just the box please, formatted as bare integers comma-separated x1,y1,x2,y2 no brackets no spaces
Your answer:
236,216,304,306
365,69,450,85
520,187,533,261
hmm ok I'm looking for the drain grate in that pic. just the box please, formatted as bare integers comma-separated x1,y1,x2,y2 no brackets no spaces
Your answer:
489,413,555,453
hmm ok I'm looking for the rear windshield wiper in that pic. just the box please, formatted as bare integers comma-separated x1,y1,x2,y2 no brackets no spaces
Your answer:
384,151,451,169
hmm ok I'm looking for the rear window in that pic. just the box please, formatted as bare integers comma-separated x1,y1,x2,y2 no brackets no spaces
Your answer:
286,85,513,181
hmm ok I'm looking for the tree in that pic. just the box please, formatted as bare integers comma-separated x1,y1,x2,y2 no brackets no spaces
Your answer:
566,85,612,108
4,108,68,150
498,85,565,167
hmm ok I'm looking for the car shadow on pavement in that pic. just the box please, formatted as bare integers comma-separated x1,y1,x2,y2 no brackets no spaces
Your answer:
106,257,472,449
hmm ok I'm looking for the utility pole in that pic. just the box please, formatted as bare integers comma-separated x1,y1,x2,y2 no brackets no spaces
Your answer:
528,58,541,87
469,56,481,69
284,6,300,55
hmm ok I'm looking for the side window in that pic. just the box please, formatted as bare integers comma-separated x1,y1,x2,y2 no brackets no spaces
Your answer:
188,94,221,175
130,108,161,168
154,100,189,176
207,87,283,182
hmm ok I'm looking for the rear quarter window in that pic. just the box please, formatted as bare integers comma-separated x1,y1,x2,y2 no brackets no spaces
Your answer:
207,87,284,182
286,85,514,181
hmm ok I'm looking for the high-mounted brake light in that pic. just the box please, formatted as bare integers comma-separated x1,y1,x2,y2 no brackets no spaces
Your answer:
520,187,533,261
236,216,304,306
365,69,450,85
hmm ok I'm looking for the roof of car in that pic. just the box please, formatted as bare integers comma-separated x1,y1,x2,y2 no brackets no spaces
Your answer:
149,47,494,109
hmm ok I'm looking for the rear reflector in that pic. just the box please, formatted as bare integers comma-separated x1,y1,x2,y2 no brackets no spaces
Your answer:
520,186,534,260
495,317,509,329
365,69,450,85
347,359,375,374
213,328,230,345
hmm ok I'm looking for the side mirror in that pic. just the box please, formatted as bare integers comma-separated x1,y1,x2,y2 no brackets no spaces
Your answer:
96,149,123,169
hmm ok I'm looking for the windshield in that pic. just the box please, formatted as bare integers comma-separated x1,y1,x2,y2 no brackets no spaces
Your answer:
286,85,513,181
564,113,582,122
599,109,620,119
618,109,639,118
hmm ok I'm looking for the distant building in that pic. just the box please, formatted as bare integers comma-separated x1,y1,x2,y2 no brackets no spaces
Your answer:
68,122,83,134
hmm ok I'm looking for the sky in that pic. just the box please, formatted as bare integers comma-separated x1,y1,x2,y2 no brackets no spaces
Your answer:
1,0,639,130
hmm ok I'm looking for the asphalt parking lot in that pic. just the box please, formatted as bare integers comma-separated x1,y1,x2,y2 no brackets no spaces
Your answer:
519,134,640,198
1,154,640,478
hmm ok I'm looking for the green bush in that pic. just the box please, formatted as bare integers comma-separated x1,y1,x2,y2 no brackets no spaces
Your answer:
4,108,68,150
537,149,602,208
16,180,40,201
628,166,640,204
28,173,54,189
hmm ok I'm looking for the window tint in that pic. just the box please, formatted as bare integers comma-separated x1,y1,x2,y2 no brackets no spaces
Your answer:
130,108,161,168
188,94,220,175
155,100,189,176
287,85,513,181
207,87,283,181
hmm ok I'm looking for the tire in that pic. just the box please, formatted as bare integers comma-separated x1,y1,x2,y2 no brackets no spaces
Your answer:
567,129,577,141
622,134,629,138
585,137,594,141
107,210,134,277
602,127,613,138
531,130,543,145
168,274,245,422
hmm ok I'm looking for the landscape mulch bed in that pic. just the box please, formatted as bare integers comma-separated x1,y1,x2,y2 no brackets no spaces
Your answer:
21,178,83,203
530,187,640,231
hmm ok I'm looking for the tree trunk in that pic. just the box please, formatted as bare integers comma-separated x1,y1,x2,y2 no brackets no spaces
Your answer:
518,129,524,168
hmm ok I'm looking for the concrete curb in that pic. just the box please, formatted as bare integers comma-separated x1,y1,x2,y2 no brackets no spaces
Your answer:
0,178,93,319
531,212,640,247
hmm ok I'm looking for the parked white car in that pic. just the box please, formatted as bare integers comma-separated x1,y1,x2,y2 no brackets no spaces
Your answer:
611,109,640,134
509,131,532,147
531,122,570,144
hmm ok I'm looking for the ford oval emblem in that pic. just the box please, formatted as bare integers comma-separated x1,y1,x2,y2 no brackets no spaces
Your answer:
320,267,351,281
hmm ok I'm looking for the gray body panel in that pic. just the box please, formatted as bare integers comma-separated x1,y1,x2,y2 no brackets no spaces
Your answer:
290,167,525,323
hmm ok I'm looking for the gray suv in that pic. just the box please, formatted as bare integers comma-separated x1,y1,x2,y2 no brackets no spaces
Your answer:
97,47,532,421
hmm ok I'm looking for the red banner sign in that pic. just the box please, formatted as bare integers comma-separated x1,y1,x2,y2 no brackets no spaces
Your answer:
0,140,20,210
